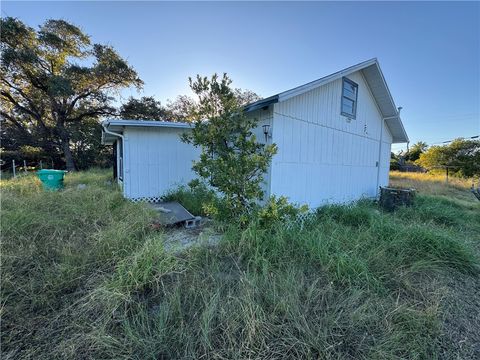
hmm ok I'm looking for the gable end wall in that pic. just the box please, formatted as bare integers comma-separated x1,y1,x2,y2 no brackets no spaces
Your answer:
269,70,392,207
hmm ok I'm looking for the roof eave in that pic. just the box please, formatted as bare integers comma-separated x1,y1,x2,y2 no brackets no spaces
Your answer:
102,119,192,129
243,95,279,113
385,115,409,144
278,58,378,102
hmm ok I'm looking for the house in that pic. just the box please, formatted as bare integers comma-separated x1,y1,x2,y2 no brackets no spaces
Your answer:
102,58,408,207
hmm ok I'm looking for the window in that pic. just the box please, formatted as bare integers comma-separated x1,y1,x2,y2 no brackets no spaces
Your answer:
341,77,358,119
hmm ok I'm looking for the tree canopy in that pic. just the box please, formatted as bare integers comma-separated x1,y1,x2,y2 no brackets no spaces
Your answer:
404,141,428,162
417,139,480,177
163,88,261,123
0,17,142,170
119,96,168,120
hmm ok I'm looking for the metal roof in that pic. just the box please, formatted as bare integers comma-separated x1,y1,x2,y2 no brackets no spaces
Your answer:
101,119,192,144
243,94,279,112
244,58,409,143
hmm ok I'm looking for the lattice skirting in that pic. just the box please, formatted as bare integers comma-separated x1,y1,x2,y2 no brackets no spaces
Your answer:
284,212,316,230
128,196,163,203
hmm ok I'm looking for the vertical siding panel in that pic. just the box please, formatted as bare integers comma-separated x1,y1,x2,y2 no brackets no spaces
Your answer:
124,131,131,198
133,131,139,198
301,122,308,163
280,115,286,163
315,124,321,163
307,123,314,163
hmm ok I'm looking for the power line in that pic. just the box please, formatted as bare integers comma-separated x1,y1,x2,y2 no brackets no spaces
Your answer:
430,135,479,145
419,113,479,120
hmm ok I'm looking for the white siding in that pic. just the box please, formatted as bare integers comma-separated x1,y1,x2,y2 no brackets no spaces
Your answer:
246,108,274,199
270,70,392,207
122,127,200,200
379,125,392,189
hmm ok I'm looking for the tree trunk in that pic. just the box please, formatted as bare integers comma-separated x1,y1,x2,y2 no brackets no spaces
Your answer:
61,140,76,171
56,124,76,171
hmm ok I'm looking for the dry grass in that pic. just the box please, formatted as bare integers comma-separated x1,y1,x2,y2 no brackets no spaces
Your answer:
390,171,478,203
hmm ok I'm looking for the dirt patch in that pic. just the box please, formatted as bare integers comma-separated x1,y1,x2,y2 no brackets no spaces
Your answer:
439,271,480,359
161,220,222,252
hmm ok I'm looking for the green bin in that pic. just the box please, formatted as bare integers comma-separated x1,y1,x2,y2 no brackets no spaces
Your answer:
37,169,67,191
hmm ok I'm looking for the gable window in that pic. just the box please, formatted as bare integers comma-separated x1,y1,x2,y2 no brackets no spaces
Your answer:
341,77,358,119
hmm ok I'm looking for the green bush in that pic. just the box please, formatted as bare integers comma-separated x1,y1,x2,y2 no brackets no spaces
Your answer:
256,195,309,228
390,158,400,170
161,180,222,217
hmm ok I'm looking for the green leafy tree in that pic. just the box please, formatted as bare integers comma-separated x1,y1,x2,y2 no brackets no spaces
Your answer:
390,152,400,171
405,141,428,162
417,139,480,177
0,17,142,170
67,117,112,170
119,96,168,120
166,89,261,122
181,73,277,218
165,95,197,122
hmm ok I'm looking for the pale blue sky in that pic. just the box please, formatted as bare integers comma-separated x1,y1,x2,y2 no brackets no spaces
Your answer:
3,1,479,152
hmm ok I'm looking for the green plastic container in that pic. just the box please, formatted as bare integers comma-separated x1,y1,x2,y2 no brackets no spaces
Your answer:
37,169,67,191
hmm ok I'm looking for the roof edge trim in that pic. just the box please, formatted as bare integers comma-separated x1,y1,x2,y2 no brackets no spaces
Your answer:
102,119,192,129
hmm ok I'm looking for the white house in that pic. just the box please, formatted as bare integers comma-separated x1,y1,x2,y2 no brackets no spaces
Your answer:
102,58,408,207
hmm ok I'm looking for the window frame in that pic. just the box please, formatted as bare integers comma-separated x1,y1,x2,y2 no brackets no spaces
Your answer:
341,77,358,119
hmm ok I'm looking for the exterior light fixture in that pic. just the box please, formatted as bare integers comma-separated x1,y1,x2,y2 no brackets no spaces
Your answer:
262,124,270,142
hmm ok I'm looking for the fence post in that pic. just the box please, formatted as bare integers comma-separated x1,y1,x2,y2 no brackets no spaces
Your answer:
12,160,16,178
23,160,27,174
40,160,43,169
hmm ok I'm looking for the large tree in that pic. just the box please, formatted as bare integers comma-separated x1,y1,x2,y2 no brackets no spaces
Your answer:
119,96,168,120
0,17,142,170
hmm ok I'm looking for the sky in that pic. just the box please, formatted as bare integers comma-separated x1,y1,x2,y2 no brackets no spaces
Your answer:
2,1,479,152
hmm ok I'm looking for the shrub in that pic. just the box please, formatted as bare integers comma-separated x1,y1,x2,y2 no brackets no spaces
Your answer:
256,196,308,228
162,180,218,216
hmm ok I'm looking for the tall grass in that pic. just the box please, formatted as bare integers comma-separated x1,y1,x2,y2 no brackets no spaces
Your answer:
1,170,158,358
1,170,479,359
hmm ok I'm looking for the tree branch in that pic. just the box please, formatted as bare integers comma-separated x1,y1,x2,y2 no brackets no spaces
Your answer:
0,77,43,119
1,90,42,121
67,106,116,123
